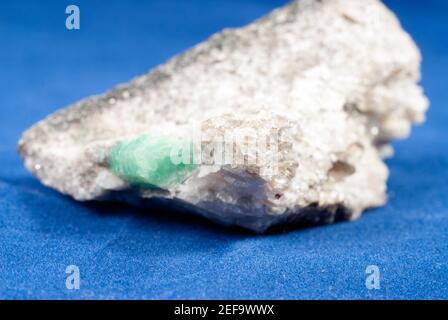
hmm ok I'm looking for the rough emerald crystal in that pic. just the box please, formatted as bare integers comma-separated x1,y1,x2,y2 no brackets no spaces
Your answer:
108,135,198,189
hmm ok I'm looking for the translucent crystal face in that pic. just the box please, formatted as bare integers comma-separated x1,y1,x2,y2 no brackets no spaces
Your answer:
108,134,198,189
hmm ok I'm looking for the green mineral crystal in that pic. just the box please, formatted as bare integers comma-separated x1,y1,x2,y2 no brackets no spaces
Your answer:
108,134,197,189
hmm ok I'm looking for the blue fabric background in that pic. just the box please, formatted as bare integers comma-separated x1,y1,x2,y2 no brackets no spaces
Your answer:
0,0,447,299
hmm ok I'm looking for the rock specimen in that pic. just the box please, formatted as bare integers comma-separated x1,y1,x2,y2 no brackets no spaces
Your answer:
18,0,429,232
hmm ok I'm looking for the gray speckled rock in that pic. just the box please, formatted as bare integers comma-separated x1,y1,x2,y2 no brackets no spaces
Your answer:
18,0,428,232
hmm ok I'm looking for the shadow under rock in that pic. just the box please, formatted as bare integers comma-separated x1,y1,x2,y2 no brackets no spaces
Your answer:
84,199,255,238
83,191,354,237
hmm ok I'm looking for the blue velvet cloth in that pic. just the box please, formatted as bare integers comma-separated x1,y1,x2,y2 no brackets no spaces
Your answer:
0,0,447,299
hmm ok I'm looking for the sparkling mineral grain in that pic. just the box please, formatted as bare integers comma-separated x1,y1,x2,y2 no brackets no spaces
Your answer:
18,0,429,232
